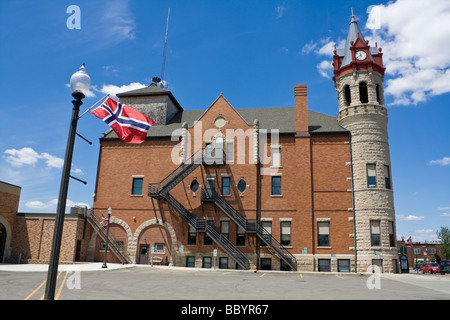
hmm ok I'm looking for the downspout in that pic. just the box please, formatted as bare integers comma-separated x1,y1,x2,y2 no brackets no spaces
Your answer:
349,133,357,273
254,119,261,270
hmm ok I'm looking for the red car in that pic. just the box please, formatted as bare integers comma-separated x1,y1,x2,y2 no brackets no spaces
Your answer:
421,262,440,274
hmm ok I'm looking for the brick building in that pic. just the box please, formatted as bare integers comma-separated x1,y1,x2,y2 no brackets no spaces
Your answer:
91,15,398,273
1,15,398,272
0,181,92,264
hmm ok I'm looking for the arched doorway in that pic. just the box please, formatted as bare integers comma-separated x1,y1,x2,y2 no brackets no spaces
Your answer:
0,223,6,263
137,224,172,265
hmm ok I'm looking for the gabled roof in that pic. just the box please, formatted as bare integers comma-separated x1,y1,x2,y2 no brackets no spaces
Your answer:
101,107,347,140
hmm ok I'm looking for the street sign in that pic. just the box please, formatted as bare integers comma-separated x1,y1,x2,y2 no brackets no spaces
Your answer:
179,245,184,253
213,249,217,257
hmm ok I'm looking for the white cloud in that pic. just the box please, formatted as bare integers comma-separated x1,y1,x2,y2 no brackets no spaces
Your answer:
429,157,450,166
3,147,82,174
4,147,41,167
25,198,90,210
366,0,450,105
397,214,424,221
98,82,147,98
437,206,450,211
101,0,136,42
275,4,287,19
317,60,333,78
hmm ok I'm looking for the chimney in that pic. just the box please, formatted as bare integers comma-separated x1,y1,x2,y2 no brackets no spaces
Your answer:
295,85,309,135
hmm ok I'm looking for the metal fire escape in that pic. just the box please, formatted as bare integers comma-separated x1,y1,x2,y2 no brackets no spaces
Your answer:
148,149,249,270
148,147,297,271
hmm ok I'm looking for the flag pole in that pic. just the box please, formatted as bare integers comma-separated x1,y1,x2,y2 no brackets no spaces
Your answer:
78,94,110,119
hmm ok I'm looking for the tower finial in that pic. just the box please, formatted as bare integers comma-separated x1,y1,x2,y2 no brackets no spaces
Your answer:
351,8,354,17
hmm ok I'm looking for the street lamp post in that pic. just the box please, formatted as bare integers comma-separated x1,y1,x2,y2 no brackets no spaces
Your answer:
44,64,91,300
102,207,112,268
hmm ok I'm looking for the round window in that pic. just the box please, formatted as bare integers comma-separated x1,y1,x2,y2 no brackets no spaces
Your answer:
214,116,226,128
190,180,199,193
237,180,246,193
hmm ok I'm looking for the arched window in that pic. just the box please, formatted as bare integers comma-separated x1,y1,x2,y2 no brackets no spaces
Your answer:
359,82,368,103
376,84,381,103
344,85,351,106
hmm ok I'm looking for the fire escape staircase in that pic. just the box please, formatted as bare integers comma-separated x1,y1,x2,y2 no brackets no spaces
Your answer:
148,149,249,270
202,191,298,271
86,209,131,264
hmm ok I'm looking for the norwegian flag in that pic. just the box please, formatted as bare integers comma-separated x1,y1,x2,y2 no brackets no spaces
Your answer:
91,97,155,144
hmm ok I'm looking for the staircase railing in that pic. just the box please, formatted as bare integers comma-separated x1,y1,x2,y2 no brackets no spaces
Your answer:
149,149,204,197
86,210,131,264
162,193,249,269
202,191,297,271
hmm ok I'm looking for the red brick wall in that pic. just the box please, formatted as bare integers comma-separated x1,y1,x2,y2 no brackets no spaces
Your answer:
92,92,354,267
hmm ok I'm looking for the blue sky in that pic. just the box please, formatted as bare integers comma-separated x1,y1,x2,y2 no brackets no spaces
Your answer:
0,0,449,242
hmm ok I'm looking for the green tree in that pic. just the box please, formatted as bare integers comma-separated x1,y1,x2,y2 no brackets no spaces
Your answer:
437,226,450,259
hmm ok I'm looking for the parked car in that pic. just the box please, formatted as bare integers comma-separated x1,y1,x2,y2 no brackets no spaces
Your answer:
439,260,450,275
421,262,440,274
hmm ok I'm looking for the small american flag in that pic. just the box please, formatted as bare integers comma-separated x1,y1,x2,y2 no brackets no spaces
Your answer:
101,213,108,227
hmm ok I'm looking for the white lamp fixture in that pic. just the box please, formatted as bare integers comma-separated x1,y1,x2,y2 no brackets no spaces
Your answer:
70,64,91,96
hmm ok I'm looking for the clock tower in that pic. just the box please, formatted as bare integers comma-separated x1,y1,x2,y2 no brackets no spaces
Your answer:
333,15,398,273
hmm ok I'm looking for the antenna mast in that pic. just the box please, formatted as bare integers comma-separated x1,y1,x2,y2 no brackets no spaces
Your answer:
161,8,170,89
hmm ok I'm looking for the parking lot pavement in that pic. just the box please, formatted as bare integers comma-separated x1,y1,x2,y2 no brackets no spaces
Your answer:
1,263,449,302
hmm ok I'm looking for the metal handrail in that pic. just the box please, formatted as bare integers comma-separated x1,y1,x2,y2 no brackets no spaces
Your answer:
207,192,297,271
86,210,131,264
148,149,204,196
163,192,248,269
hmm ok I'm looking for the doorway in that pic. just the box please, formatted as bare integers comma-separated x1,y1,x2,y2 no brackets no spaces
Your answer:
139,244,150,264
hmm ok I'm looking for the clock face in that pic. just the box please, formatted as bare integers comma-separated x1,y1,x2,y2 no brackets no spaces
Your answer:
356,51,367,61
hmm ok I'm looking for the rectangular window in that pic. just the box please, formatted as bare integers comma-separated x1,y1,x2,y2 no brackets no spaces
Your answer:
271,176,282,196
318,259,331,272
318,221,330,247
205,142,212,159
219,257,228,269
226,141,234,163
370,220,381,246
388,221,395,247
384,165,391,189
367,164,377,188
221,221,229,239
186,256,195,268
236,227,245,246
261,221,272,247
413,248,421,255
280,221,291,246
188,225,196,245
271,146,281,168
338,259,350,272
202,257,212,268
222,177,230,196
429,248,436,254
260,258,272,270
154,243,165,253
131,177,143,195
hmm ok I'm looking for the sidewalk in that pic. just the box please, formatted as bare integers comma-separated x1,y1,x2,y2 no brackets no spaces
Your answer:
0,262,134,272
